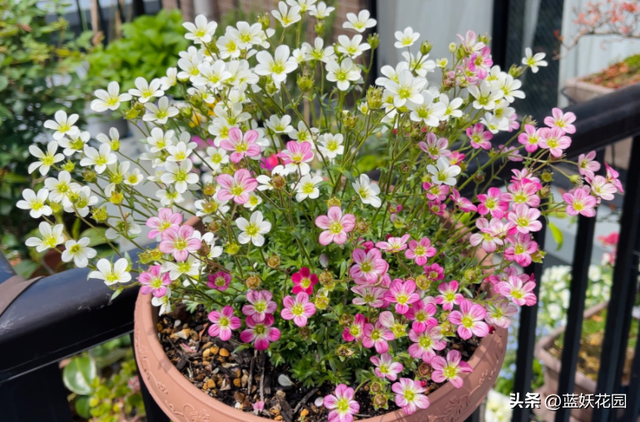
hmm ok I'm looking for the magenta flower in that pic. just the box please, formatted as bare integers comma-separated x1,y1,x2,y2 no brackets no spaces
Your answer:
291,267,318,295
562,187,597,217
351,285,386,308
208,305,242,341
406,300,437,332
449,151,466,165
323,384,359,422
385,279,420,314
477,187,509,219
315,206,356,245
342,313,366,342
220,127,262,163
466,123,492,150
362,321,395,353
435,280,464,311
539,127,571,157
588,175,618,201
430,350,473,388
392,378,430,415
376,233,410,253
350,248,389,283
505,181,541,207
146,208,182,239
544,107,576,134
423,183,449,202
605,163,624,193
504,232,538,267
485,300,518,328
450,189,477,212
207,271,231,291
159,225,202,262
261,154,279,171
424,263,445,282
428,200,446,216
578,151,601,180
216,169,258,204
517,124,541,153
405,237,436,266
408,321,447,363
448,299,489,339
242,290,277,322
370,353,404,381
139,265,171,297
240,314,281,350
278,141,314,175
497,275,537,306
469,218,505,253
507,204,542,234
418,133,451,159
281,292,316,327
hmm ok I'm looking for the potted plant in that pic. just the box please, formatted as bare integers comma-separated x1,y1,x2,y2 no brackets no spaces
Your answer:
20,3,621,421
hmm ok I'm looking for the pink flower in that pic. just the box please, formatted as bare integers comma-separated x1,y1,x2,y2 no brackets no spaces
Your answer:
261,154,279,171
315,207,356,245
207,271,231,291
588,175,617,201
139,265,171,297
208,306,242,341
291,267,318,295
507,204,542,234
370,353,404,381
477,187,509,219
485,300,518,328
563,187,597,217
448,299,489,339
216,169,258,204
240,314,281,350
220,127,262,163
146,208,182,239
430,350,473,388
449,151,465,165
578,151,601,180
351,285,386,308
466,123,492,150
435,280,463,311
450,189,477,212
429,200,446,216
406,299,437,332
242,290,277,322
423,263,444,282
497,275,537,306
252,401,265,413
385,279,420,314
419,133,451,159
518,124,541,153
159,225,202,262
408,321,446,363
405,237,436,266
392,378,430,415
342,313,366,342
605,163,623,193
469,218,504,253
504,233,538,267
324,384,359,422
505,181,541,207
281,292,316,327
376,234,410,253
350,248,389,283
362,320,395,353
278,141,314,174
539,127,571,157
544,107,576,134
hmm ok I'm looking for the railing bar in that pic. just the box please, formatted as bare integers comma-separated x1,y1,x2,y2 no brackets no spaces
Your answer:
511,223,547,422
0,253,17,285
593,136,640,422
554,149,605,422
624,318,640,421
131,334,170,422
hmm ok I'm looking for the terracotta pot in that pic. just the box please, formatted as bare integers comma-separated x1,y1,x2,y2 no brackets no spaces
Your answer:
133,291,507,422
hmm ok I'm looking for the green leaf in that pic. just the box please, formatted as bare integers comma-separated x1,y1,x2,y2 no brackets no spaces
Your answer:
548,221,563,251
71,217,81,240
13,259,40,278
110,287,123,301
0,76,8,92
75,396,91,419
79,227,108,247
63,356,97,395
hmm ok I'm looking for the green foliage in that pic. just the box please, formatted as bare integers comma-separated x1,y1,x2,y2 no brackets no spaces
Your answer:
85,9,188,91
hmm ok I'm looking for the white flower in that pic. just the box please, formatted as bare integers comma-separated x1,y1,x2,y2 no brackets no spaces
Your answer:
295,174,323,201
257,175,275,191
205,146,230,172
143,97,179,124
343,9,376,33
129,77,164,103
156,188,184,206
272,2,302,27
89,258,132,286
28,141,64,175
161,160,199,193
427,157,461,186
17,189,51,218
124,168,144,186
309,1,334,18
147,128,175,152
44,110,80,140
106,215,141,240
290,121,318,143
318,133,344,159
244,193,263,210
63,186,98,216
80,143,117,174
401,51,435,77
375,62,409,89
255,45,298,84
522,47,548,73
104,161,130,196
384,70,427,108
480,112,510,134
217,34,241,59
195,195,230,222
44,171,80,203
352,174,381,208
162,257,202,281
161,67,178,91
439,93,463,120
152,289,173,314
166,141,195,162
336,34,370,58
287,0,316,13
492,73,525,103
61,237,96,268
193,60,232,90
96,127,121,151
25,222,64,253
394,27,420,49
236,211,271,247
326,58,361,91
408,90,446,127
59,131,91,156
228,22,264,49
177,56,201,80
266,114,293,133
302,37,335,63
468,81,503,111
91,82,132,112
183,14,217,44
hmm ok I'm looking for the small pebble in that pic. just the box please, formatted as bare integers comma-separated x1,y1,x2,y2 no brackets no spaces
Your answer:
211,346,220,355
233,378,242,387
278,374,293,387
300,408,309,418
220,348,230,357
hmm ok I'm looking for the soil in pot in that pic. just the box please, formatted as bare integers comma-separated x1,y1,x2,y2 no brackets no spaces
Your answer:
581,54,640,89
156,304,482,422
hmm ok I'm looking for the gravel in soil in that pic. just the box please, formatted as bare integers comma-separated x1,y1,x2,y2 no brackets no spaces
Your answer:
157,304,481,422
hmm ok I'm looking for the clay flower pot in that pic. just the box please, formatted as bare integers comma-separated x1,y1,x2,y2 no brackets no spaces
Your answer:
133,291,507,422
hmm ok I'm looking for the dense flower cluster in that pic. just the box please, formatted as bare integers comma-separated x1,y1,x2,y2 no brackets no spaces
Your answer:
21,3,621,418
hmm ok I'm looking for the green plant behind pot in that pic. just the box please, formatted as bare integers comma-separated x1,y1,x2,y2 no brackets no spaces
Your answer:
85,9,188,91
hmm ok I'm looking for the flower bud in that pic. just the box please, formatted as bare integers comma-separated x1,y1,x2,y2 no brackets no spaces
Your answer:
508,64,525,78
272,175,286,190
368,33,380,50
62,161,75,172
246,276,261,290
344,112,357,129
478,34,490,44
336,344,354,359
267,255,281,268
49,201,62,214
418,361,433,378
473,172,485,183
314,295,330,310
82,168,98,183
225,243,240,255
415,274,430,290
315,21,325,36
207,221,221,232
139,249,155,265
366,86,383,109
464,268,480,283
436,58,448,68
203,183,216,197
299,326,311,339
420,40,433,55
373,394,388,410
150,247,164,261
180,106,193,118
449,42,457,53
327,197,341,207
319,270,333,284
339,313,354,326
258,13,270,30
91,206,108,222
355,220,369,234
297,74,314,92
541,171,554,183
110,191,124,204
369,380,384,394
440,320,456,337
532,250,546,263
